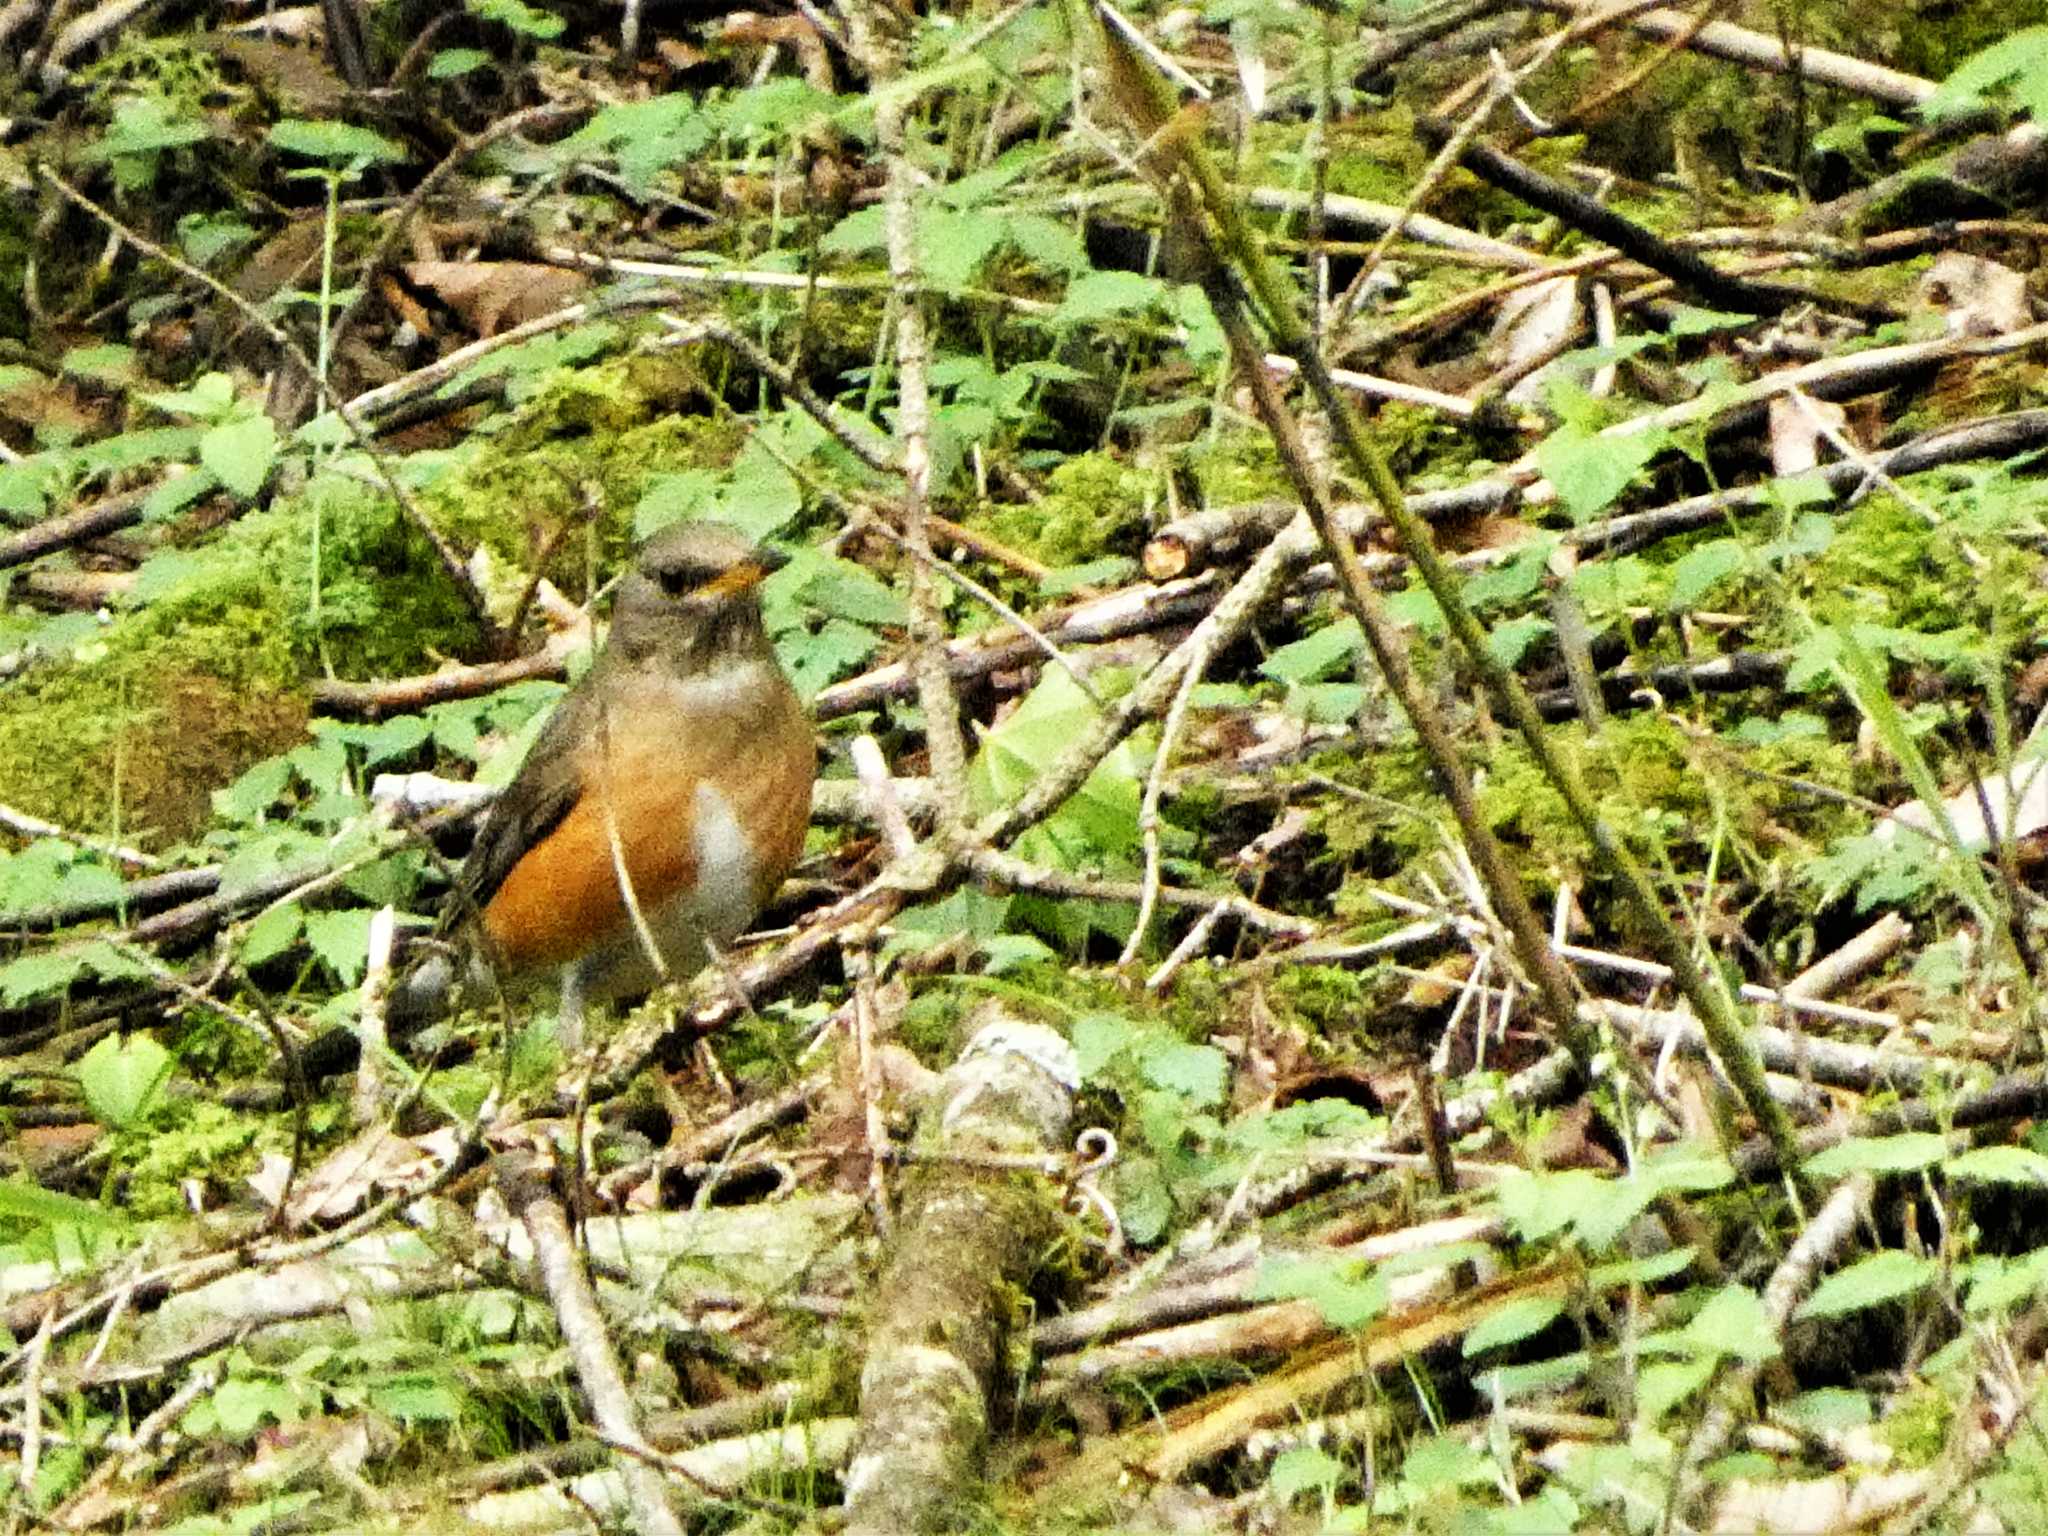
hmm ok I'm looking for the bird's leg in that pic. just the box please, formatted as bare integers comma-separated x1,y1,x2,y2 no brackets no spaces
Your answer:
558,964,587,1054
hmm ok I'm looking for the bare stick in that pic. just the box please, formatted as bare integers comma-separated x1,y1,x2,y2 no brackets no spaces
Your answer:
496,1147,686,1536
1521,0,1936,107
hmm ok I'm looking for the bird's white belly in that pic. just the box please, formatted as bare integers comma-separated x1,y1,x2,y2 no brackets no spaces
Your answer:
573,782,761,1003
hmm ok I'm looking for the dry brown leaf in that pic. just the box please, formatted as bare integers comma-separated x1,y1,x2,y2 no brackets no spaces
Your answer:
402,261,592,338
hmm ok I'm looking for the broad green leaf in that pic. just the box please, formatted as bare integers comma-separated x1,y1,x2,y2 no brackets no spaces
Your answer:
142,372,236,419
178,212,258,266
1637,1355,1717,1423
242,902,304,967
1924,26,2048,121
77,1032,173,1130
469,0,565,38
269,119,407,166
0,1178,122,1229
214,755,294,823
1493,1168,1610,1243
429,48,492,78
1004,213,1090,276
1398,1433,1494,1492
1140,1038,1228,1106
1488,614,1553,667
1963,1248,2048,1313
1463,1295,1565,1357
920,208,1008,291
1463,537,1556,610
1795,1250,1939,1320
304,908,379,987
1536,422,1665,523
1804,1133,1950,1178
62,344,140,387
0,948,89,1004
1252,1253,1387,1330
1054,269,1166,326
1260,619,1361,685
199,413,279,499
370,1375,463,1424
1670,538,1744,608
1071,1012,1138,1080
1270,1446,1342,1501
1667,306,1758,336
1949,1145,2048,1185
1680,1284,1778,1362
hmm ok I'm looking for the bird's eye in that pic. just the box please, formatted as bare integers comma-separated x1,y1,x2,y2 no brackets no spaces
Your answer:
656,566,694,596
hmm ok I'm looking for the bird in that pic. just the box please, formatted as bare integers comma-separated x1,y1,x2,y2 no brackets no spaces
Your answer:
412,520,815,1050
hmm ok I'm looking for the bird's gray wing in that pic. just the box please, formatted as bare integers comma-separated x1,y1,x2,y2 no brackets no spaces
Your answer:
438,676,604,935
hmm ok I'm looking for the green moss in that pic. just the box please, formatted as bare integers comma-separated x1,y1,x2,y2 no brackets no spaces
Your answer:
0,479,472,843
118,1098,259,1220
1875,1383,1953,1465
427,363,746,576
975,454,1155,568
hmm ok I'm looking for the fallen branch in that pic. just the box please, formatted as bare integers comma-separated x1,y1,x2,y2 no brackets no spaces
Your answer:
1523,0,1936,107
842,1010,1077,1536
495,1145,685,1536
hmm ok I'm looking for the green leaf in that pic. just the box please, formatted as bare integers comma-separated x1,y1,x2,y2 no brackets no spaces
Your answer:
1666,306,1758,337
819,205,886,257
1670,538,1744,608
1140,1038,1228,1106
1260,618,1361,685
1463,537,1556,610
1681,1284,1778,1362
242,902,304,967
214,755,294,823
0,1178,122,1230
1252,1253,1387,1330
1924,26,2048,121
428,47,492,77
369,1374,463,1424
92,97,210,185
178,212,258,266
1636,1355,1717,1424
1054,270,1167,326
1269,1446,1343,1502
1804,1133,1950,1179
1004,213,1090,277
1949,1145,2048,1186
1071,1012,1138,1080
967,666,1144,870
142,372,237,419
62,344,140,387
0,948,88,1004
304,908,379,987
1536,422,1666,522
1398,1433,1495,1492
468,0,565,36
1795,1250,1940,1320
268,119,408,166
77,1032,173,1130
1493,1168,1609,1243
920,208,1009,291
1463,1295,1565,1357
1487,614,1552,667
199,413,279,499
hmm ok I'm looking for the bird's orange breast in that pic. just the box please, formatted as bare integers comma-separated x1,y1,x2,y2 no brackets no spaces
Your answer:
479,669,814,978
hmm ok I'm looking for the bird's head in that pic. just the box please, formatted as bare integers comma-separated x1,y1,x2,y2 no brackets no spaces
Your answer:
609,520,786,673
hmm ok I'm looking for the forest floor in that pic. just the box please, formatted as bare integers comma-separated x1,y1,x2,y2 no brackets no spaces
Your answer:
6,0,2048,1531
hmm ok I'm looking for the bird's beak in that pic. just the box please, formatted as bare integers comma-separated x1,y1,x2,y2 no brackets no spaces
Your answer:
699,559,771,598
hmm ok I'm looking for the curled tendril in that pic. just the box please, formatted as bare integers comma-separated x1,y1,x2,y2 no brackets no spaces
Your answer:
1067,1127,1123,1260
